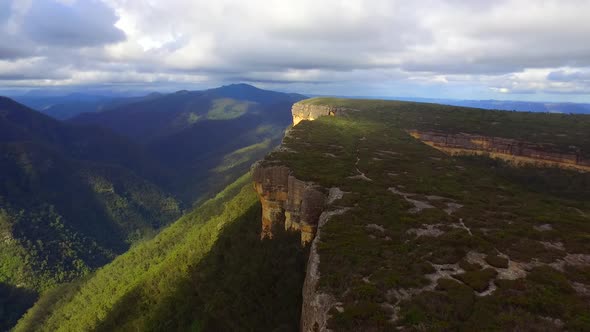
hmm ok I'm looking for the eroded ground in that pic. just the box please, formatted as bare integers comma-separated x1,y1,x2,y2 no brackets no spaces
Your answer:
264,99,590,330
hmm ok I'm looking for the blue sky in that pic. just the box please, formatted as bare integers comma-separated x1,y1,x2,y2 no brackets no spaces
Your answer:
1,0,590,102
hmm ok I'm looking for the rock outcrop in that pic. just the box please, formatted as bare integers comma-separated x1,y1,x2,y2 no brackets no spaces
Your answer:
291,103,349,126
408,129,590,172
251,161,327,246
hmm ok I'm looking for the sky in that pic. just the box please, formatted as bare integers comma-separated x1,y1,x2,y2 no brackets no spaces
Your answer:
1,0,590,102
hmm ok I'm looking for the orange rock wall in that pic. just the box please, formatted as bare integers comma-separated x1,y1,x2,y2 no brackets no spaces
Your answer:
291,103,349,126
408,130,590,172
252,162,326,246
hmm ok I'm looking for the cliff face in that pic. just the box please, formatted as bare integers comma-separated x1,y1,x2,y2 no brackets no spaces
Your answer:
301,205,348,332
291,103,349,126
252,162,327,246
408,130,590,172
252,101,345,330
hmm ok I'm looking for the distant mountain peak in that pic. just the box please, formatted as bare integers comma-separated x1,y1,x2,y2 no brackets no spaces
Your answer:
223,83,258,88
215,83,262,92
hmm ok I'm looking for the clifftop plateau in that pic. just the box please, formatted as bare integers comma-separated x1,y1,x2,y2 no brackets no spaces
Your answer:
254,98,590,331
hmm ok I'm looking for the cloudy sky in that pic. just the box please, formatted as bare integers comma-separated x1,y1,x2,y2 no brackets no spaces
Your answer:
1,0,590,101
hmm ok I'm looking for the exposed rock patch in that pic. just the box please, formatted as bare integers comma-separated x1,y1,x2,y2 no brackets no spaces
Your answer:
534,223,553,231
564,253,590,266
407,224,445,237
570,207,588,218
348,154,373,182
327,187,345,205
388,187,435,213
540,241,565,251
366,224,386,233
458,218,472,236
572,282,590,297
444,202,464,215
388,187,465,217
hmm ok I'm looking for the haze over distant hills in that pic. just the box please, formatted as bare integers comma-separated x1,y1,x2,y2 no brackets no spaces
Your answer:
12,93,164,120
330,96,590,114
70,84,306,202
13,89,590,124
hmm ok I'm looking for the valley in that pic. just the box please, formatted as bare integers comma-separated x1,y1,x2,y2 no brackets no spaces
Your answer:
0,84,303,331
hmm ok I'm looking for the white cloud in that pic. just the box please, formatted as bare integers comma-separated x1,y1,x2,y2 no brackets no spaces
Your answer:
1,0,590,101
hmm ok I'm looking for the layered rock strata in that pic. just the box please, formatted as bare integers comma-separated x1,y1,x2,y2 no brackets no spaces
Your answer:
251,162,327,246
408,129,590,172
291,103,349,126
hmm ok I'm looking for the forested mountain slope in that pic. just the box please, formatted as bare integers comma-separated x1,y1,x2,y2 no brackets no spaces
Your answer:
14,175,307,332
1,85,304,331
0,97,181,330
71,84,306,203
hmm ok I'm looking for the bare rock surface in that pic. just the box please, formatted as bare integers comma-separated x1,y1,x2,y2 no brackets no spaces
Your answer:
252,162,327,245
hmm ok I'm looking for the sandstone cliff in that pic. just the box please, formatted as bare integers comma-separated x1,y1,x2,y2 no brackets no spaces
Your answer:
251,100,354,245
300,205,348,332
408,129,590,172
251,161,327,245
291,102,349,126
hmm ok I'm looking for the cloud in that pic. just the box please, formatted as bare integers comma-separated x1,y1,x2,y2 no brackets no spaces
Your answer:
0,0,589,101
547,69,590,82
22,0,125,47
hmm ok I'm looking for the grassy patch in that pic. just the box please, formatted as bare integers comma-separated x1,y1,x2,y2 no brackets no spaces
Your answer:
206,98,254,120
453,268,497,292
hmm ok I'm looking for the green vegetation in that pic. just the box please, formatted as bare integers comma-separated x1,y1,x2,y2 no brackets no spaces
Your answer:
213,139,272,173
0,144,182,288
263,98,590,330
15,174,307,331
485,254,509,268
0,86,303,330
453,268,497,292
300,97,590,158
206,98,253,120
